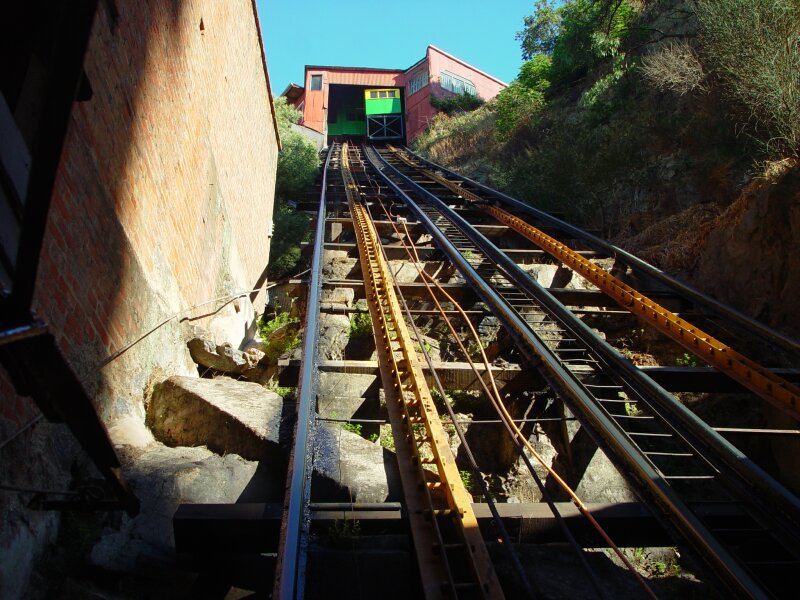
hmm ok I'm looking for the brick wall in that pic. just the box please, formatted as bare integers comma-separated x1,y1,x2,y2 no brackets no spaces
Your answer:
25,0,279,422
1,2,279,594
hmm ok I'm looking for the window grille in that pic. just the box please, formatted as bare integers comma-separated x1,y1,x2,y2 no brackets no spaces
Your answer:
407,70,429,95
439,70,476,96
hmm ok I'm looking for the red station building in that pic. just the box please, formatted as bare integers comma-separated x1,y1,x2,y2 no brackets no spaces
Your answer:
283,45,507,144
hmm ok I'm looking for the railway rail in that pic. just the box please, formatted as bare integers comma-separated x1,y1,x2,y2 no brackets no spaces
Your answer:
271,141,800,599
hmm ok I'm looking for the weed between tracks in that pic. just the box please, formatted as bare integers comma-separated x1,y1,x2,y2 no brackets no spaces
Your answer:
349,312,373,339
258,307,301,364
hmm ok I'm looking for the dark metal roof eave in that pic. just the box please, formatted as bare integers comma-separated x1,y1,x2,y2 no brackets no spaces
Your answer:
250,0,282,150
304,65,406,74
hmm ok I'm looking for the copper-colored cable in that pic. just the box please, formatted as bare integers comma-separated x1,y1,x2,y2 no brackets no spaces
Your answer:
362,157,657,599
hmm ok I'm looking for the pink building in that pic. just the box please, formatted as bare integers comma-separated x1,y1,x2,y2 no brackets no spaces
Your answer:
283,45,506,143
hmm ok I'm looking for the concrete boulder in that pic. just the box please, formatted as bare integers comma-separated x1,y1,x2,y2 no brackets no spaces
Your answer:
187,337,265,377
147,376,284,461
313,422,402,503
90,444,259,571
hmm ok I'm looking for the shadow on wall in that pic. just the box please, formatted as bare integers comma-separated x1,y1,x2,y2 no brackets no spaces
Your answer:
2,1,277,597
34,0,275,425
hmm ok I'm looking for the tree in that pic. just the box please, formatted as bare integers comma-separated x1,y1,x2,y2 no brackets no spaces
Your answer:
273,96,320,199
518,1,640,86
267,97,320,280
516,0,563,59
517,54,553,94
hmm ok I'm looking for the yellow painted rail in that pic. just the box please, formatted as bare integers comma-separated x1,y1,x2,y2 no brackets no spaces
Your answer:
342,145,503,599
482,204,800,420
387,146,800,421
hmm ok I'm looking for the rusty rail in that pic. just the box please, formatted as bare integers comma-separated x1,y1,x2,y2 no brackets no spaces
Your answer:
342,144,503,600
388,145,800,422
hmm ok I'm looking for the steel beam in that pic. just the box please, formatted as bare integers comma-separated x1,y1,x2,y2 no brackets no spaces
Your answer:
278,359,528,391
309,241,605,261
173,501,731,552
298,279,684,309
272,146,333,600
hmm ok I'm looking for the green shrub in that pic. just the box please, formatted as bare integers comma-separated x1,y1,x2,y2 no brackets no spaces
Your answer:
517,54,553,94
493,83,546,139
413,107,490,149
268,245,301,280
675,352,699,367
430,91,485,115
341,422,363,435
459,469,476,494
258,310,301,364
268,385,296,398
268,203,310,279
268,96,319,281
258,309,298,338
695,0,800,156
276,130,320,198
274,97,320,198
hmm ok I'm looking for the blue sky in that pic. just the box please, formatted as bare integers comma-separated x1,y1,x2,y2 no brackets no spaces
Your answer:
255,0,534,95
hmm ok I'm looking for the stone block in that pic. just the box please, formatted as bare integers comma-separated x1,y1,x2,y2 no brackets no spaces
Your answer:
147,376,283,461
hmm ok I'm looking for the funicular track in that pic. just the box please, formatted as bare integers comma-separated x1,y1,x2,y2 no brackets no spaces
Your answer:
273,139,800,600
341,143,503,599
358,144,800,599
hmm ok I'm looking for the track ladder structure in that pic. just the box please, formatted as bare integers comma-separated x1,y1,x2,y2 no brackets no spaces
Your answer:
387,145,800,421
373,144,800,598
341,144,503,600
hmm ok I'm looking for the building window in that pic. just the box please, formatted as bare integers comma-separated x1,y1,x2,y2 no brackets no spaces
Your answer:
407,70,429,95
310,74,322,91
387,90,396,98
439,70,476,96
369,91,378,98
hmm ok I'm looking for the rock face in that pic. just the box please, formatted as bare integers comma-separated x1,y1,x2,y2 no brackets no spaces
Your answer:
693,165,800,493
147,376,284,461
695,165,800,340
317,313,351,361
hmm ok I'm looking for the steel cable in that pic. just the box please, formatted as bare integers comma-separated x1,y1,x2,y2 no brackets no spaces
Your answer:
362,144,656,599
